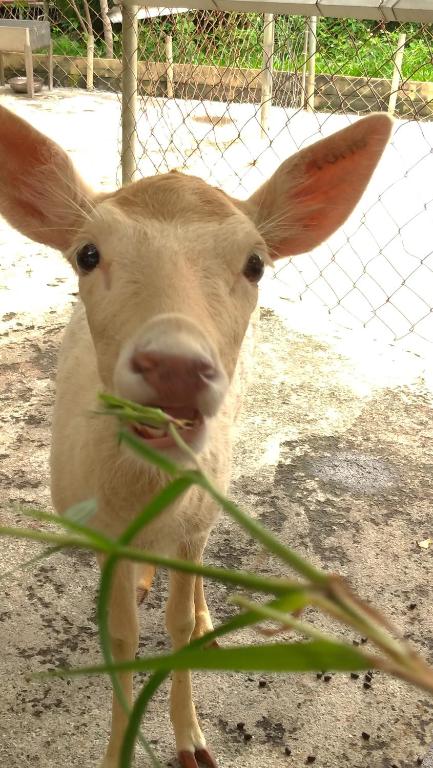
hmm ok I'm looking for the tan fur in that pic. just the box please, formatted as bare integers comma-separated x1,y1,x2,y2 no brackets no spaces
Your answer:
0,105,392,767
103,171,237,224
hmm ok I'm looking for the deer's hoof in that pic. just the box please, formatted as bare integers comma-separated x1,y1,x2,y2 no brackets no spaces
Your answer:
178,747,218,767
205,639,220,649
195,748,218,767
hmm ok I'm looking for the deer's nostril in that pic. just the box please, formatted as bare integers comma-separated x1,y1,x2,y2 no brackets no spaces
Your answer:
129,351,218,402
131,352,216,382
130,352,158,375
197,361,217,382
123,347,225,417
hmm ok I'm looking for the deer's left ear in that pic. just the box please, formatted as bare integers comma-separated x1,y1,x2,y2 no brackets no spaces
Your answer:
242,114,393,260
0,106,95,251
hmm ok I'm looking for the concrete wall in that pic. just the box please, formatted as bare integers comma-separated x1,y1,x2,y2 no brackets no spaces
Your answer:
2,52,433,118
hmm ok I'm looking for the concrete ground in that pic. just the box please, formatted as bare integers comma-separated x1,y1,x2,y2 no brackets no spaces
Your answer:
1,87,433,768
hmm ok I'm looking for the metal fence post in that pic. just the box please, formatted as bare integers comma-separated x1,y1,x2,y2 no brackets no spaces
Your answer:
388,32,406,115
306,15,317,112
260,13,275,138
165,32,174,98
301,16,309,108
86,32,95,90
122,4,138,185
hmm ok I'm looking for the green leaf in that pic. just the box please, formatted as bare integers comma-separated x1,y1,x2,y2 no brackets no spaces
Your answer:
250,591,308,610
157,640,372,673
119,477,194,542
20,507,111,549
119,593,313,766
98,393,194,430
0,525,296,595
197,475,328,585
96,478,196,768
119,429,180,475
46,640,372,677
64,499,97,524
120,671,167,768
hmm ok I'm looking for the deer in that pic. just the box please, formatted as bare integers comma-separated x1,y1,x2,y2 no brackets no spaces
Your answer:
0,105,392,768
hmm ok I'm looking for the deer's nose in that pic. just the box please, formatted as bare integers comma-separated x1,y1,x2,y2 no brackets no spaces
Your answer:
130,351,217,404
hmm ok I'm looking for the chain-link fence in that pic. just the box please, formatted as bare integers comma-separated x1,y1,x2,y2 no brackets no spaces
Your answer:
0,3,432,351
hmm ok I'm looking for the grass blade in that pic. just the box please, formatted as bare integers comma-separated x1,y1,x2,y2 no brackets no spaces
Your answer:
97,479,195,768
20,507,112,548
198,475,328,585
120,671,168,768
119,429,180,475
64,499,97,524
45,640,373,676
119,593,311,764
0,525,297,595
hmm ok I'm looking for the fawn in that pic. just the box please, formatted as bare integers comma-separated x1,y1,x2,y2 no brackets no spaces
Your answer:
0,106,392,767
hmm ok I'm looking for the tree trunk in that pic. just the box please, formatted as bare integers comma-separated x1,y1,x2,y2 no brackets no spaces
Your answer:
99,0,114,58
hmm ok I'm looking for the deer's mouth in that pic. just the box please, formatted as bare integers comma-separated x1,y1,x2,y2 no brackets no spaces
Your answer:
131,406,204,450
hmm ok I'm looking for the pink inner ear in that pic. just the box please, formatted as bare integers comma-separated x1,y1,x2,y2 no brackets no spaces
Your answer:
0,105,93,251
1,107,59,224
272,151,374,258
262,115,393,260
14,198,47,223
1,108,53,183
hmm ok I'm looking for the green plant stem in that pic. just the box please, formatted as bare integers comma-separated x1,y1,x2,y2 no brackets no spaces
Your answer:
312,592,410,666
232,596,342,644
21,506,112,548
197,472,328,585
119,596,308,766
97,478,195,767
0,525,295,595
120,428,328,586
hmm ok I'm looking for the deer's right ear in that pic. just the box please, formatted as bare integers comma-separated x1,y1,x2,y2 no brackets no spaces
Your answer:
243,113,393,260
0,106,94,251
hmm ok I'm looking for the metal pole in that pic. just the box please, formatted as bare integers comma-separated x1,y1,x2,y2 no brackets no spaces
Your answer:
86,33,95,90
24,30,34,98
300,17,308,108
122,4,138,185
306,15,317,112
165,33,174,98
260,13,275,139
388,32,406,116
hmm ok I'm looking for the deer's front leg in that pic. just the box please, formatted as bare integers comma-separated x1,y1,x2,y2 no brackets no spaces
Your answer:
99,558,139,768
166,566,217,768
191,574,214,641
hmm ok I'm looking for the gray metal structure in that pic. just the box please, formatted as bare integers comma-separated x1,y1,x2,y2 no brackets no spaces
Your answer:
121,0,433,21
0,19,53,97
119,0,433,183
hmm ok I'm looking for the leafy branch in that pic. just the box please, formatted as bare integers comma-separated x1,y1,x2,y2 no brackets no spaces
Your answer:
2,393,433,768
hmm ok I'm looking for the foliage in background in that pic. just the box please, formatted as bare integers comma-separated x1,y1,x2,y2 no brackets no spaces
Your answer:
134,16,433,82
28,9,433,83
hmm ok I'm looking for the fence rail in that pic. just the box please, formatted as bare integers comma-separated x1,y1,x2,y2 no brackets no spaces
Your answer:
120,0,433,23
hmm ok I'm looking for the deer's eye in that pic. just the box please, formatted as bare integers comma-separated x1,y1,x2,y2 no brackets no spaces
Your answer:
243,253,265,283
76,243,100,273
